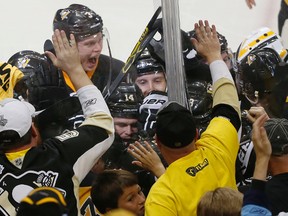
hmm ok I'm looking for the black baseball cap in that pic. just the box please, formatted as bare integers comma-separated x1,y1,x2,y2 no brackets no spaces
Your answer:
264,118,288,156
155,101,196,148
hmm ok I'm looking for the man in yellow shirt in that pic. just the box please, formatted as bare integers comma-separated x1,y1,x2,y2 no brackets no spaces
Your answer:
144,20,241,216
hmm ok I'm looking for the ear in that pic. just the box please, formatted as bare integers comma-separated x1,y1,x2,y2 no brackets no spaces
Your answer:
31,123,38,137
31,123,42,144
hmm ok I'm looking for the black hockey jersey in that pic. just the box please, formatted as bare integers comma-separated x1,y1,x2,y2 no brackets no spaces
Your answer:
0,86,114,216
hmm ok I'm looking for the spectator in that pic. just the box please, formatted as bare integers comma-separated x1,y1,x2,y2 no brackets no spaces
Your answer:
242,107,288,215
241,111,272,215
144,20,241,215
91,169,145,216
197,187,243,216
264,118,288,215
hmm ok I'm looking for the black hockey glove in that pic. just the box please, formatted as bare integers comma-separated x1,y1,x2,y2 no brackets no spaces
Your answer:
138,90,168,133
28,57,69,111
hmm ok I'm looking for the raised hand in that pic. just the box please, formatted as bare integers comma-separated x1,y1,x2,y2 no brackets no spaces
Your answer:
251,113,271,180
45,29,92,91
191,20,222,64
127,141,166,178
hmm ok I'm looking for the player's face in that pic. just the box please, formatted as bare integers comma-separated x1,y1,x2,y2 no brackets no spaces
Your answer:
117,184,145,216
221,50,232,70
77,32,103,72
135,72,166,97
113,117,138,141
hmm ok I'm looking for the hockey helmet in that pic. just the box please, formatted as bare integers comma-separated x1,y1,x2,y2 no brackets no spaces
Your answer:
107,82,143,118
53,4,103,41
236,27,288,64
8,50,48,100
8,50,46,78
187,79,213,131
8,50,68,111
135,50,165,76
187,30,228,53
237,47,282,103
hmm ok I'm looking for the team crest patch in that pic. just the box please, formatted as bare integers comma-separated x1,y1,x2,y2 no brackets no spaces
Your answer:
56,130,79,141
186,158,209,177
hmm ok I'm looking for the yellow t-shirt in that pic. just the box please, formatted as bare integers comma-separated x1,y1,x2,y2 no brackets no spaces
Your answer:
145,117,239,216
0,62,24,100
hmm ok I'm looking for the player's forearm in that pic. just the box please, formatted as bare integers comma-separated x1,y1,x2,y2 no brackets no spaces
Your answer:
210,60,241,117
77,85,114,134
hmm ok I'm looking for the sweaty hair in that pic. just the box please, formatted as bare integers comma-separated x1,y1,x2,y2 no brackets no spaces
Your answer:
197,187,243,216
91,169,138,214
0,128,32,152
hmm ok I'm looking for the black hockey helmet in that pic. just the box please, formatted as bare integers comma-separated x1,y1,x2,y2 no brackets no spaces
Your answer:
53,4,103,41
8,50,45,78
187,30,228,53
8,50,68,111
107,82,144,118
135,50,165,76
237,47,282,102
8,50,47,100
187,79,213,132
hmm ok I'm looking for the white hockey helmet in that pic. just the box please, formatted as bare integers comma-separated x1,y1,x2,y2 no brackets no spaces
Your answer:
236,27,288,63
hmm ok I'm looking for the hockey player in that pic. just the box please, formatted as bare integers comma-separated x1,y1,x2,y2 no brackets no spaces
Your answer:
53,4,136,93
235,27,288,186
0,29,114,216
134,50,168,134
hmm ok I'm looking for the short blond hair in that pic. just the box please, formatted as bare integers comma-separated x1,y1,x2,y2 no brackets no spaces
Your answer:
197,187,243,216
